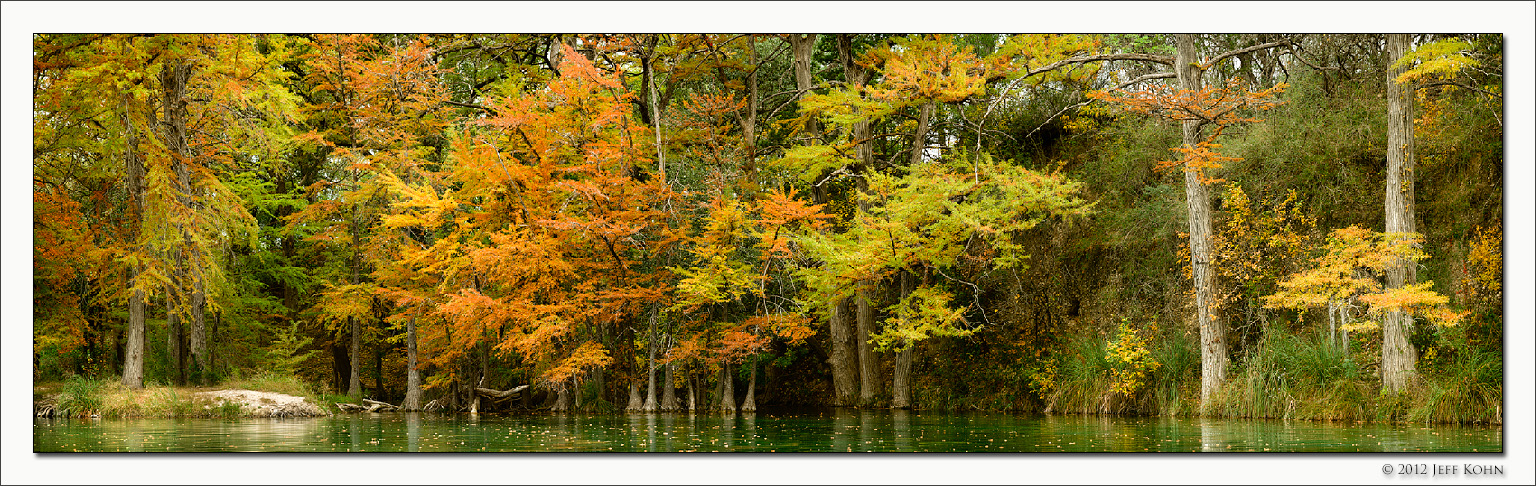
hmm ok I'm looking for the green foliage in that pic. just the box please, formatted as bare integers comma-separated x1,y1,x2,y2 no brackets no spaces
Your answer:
262,321,322,376
871,285,971,351
56,375,114,417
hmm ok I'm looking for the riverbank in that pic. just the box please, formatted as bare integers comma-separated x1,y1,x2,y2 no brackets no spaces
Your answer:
35,376,330,418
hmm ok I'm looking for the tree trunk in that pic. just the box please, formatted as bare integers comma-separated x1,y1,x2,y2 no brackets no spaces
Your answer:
401,314,423,411
719,363,736,412
838,35,880,408
348,315,362,400
891,347,914,409
553,382,572,412
828,298,857,407
742,34,760,179
741,361,757,412
1176,34,1228,405
627,381,643,411
909,101,935,165
646,36,667,183
1382,33,1419,393
161,60,211,386
686,370,697,411
855,289,877,407
789,34,820,141
1327,300,1338,349
891,271,917,409
167,298,185,386
661,360,680,411
643,311,658,411
119,80,147,389
332,338,350,394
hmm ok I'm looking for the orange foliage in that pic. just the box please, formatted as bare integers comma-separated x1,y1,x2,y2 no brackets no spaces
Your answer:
1089,78,1287,183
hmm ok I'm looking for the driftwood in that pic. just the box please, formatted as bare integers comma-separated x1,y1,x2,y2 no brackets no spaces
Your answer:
337,399,401,413
475,385,529,401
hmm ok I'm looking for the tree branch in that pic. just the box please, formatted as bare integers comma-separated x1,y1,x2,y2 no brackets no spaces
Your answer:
1021,72,1176,141
1021,52,1174,79
443,100,496,116
1200,40,1295,71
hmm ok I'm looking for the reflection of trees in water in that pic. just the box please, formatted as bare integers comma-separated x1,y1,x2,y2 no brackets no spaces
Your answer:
407,412,420,452
831,410,854,451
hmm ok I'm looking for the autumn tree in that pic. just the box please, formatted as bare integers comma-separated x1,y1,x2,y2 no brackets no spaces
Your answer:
396,44,665,410
1265,226,1464,354
34,35,271,387
1088,34,1289,405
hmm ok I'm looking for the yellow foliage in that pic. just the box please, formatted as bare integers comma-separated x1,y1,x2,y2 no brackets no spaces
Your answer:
1394,38,1477,86
1105,319,1160,396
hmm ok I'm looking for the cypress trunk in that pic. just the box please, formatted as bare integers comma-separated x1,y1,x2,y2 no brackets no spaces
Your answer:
120,82,147,389
1382,33,1419,392
719,363,736,412
828,298,857,407
661,361,680,411
1175,34,1228,405
741,361,757,412
401,314,423,411
891,347,914,409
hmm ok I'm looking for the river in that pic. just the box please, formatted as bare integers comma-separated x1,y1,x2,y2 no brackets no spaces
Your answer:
33,410,1500,452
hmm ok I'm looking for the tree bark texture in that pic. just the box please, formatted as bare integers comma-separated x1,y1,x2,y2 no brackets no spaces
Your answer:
789,34,820,141
119,58,147,389
720,363,736,411
891,347,913,409
348,315,362,399
909,101,934,166
891,271,918,409
401,314,423,410
1176,34,1229,405
661,361,680,411
643,311,658,411
828,297,857,407
627,381,643,411
855,289,877,406
1382,33,1419,392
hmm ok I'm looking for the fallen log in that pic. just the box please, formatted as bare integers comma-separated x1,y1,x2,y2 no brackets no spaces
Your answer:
474,385,529,399
336,402,368,412
362,399,399,412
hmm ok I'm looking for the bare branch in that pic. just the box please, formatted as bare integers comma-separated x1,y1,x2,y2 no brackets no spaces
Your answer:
1021,72,1176,141
1021,52,1175,79
1201,40,1296,71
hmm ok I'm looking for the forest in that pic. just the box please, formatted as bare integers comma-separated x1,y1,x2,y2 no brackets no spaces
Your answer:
31,33,1503,422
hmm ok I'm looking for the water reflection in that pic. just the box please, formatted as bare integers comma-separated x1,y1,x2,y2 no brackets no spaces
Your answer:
892,409,910,450
406,412,421,452
34,412,1501,453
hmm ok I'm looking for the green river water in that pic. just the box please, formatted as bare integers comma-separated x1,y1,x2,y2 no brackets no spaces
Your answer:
33,410,1501,452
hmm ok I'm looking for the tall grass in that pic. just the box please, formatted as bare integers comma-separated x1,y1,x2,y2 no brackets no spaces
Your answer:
1045,332,1120,414
1402,348,1502,424
1207,329,1372,421
50,375,244,418
1149,331,1198,416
